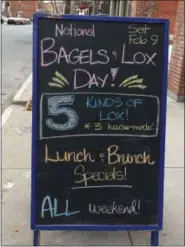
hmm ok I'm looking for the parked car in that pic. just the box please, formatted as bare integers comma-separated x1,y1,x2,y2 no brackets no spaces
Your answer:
97,13,109,16
23,18,31,24
7,17,31,25
7,17,19,25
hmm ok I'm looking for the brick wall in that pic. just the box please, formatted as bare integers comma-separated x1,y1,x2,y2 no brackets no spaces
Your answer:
131,0,178,35
131,0,156,17
168,0,184,102
152,1,178,35
10,0,36,18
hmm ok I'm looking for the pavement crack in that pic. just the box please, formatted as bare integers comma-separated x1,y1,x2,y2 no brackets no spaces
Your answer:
128,231,134,246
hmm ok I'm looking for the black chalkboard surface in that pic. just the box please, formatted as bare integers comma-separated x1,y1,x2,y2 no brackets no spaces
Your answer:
32,14,169,230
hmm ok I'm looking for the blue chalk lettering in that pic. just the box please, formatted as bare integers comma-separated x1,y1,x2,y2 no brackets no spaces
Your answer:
100,110,127,121
86,96,96,108
126,98,143,108
41,196,80,218
41,195,54,218
114,97,123,108
86,97,123,109
64,199,81,216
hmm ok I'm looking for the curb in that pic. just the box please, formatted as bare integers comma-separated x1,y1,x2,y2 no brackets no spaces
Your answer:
2,73,32,129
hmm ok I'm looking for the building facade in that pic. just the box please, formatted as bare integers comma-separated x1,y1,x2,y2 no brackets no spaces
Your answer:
131,0,184,101
3,0,37,18
131,0,178,35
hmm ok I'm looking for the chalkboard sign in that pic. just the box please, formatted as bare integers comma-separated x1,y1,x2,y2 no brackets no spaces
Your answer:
31,13,169,231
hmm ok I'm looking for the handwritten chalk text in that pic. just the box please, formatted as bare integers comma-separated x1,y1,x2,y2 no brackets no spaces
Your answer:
44,144,155,166
41,196,80,218
45,144,95,163
86,96,143,108
55,23,95,38
108,123,154,131
74,69,109,90
121,44,157,66
128,24,159,45
74,165,126,187
40,39,109,67
107,145,155,165
89,200,140,215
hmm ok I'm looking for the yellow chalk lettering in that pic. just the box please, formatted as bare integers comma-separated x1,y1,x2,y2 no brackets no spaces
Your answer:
116,170,124,180
107,145,119,165
74,165,125,186
74,165,88,187
67,152,77,162
107,145,155,165
143,151,155,165
44,145,95,163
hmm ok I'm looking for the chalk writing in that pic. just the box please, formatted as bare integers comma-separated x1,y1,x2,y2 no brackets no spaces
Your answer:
110,67,119,80
119,74,147,89
72,185,132,189
151,35,159,46
108,123,154,131
128,24,151,34
45,144,95,163
46,95,79,131
89,200,140,215
94,122,102,131
74,165,127,187
41,39,157,67
83,122,155,133
49,71,69,88
99,110,128,121
73,69,109,90
44,144,155,166
85,96,143,108
121,44,157,66
112,51,117,59
84,123,91,130
128,24,159,45
41,196,80,218
40,93,160,139
84,122,102,131
40,40,109,67
55,23,95,38
107,145,155,165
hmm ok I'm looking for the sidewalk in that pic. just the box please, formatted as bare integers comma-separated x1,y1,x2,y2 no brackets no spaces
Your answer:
2,77,184,246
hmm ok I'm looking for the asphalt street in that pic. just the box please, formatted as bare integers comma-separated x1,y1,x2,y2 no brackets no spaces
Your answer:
2,24,32,113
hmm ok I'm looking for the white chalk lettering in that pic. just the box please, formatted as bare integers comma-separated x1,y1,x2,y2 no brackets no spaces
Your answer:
73,69,109,90
89,200,140,215
121,44,157,66
40,38,109,67
55,23,95,37
128,24,150,34
41,38,57,67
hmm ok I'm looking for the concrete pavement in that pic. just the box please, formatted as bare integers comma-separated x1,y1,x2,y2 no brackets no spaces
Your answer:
1,78,184,245
1,24,32,114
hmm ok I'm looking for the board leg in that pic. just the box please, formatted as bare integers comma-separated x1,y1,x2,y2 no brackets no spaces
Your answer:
33,231,40,246
151,231,159,246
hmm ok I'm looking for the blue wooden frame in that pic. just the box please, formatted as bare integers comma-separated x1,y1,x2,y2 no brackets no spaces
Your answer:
31,12,169,232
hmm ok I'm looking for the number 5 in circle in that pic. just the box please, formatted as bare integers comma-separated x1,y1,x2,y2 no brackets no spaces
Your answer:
46,95,79,131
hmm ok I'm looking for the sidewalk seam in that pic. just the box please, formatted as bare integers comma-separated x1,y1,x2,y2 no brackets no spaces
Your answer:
12,73,32,102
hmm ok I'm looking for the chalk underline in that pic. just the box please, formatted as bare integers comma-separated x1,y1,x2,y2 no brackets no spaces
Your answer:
71,185,132,190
